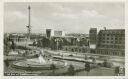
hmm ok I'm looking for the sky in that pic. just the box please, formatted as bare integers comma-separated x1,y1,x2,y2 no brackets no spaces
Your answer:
4,2,124,34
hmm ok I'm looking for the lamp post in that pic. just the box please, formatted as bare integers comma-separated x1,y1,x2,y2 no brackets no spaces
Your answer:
55,38,59,50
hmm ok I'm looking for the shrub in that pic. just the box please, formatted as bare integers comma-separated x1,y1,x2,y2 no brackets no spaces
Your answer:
67,64,75,76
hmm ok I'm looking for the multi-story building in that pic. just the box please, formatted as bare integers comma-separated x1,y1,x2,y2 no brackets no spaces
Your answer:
89,28,97,49
46,29,65,38
89,28,97,53
7,33,27,42
89,28,125,56
96,29,125,56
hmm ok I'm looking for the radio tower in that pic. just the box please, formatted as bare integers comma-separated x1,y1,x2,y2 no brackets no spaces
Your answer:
26,5,31,40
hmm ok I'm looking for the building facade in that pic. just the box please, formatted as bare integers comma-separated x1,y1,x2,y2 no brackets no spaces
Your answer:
89,28,97,49
46,29,65,38
89,28,125,56
8,33,27,42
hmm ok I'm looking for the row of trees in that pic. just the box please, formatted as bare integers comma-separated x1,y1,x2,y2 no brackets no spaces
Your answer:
33,37,68,50
49,62,125,76
49,62,91,76
33,36,89,50
4,37,16,55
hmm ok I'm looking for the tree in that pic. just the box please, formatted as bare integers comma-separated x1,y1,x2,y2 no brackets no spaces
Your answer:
50,38,56,50
4,59,9,68
85,62,91,76
11,40,16,50
123,67,125,76
67,64,75,76
102,59,113,68
92,58,96,63
33,41,37,46
50,64,56,75
115,66,119,76
103,59,107,66
84,55,88,60
4,38,11,55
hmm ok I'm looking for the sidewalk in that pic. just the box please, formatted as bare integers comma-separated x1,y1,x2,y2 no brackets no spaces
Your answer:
14,42,125,67
45,49,124,67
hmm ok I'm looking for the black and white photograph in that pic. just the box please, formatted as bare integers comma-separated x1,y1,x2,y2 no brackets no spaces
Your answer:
3,2,125,76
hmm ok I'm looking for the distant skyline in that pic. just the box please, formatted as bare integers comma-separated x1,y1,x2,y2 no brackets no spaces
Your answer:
4,2,124,34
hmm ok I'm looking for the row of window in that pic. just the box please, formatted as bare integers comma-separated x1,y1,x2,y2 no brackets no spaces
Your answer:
100,30,124,34
90,37,97,40
90,30,97,33
101,41,124,44
99,34,124,36
96,50,124,56
10,38,27,42
97,45,125,49
99,37,124,40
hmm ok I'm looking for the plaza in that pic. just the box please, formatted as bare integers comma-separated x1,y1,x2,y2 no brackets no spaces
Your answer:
4,2,125,76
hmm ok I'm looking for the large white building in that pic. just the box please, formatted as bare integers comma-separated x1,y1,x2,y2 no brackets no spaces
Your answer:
46,29,65,38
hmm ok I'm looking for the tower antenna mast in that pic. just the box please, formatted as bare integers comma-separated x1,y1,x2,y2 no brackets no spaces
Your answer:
26,5,31,40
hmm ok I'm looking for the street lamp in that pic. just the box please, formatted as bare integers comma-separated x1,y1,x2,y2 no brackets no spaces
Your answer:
55,38,59,50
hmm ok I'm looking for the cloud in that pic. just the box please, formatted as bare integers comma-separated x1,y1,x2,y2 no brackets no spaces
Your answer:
81,10,98,17
52,6,106,20
13,11,27,19
4,2,124,33
52,12,78,19
5,11,27,20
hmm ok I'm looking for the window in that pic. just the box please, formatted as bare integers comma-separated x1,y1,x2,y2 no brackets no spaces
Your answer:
115,52,117,55
103,41,105,43
113,52,115,55
115,45,117,48
118,46,120,48
107,41,109,43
